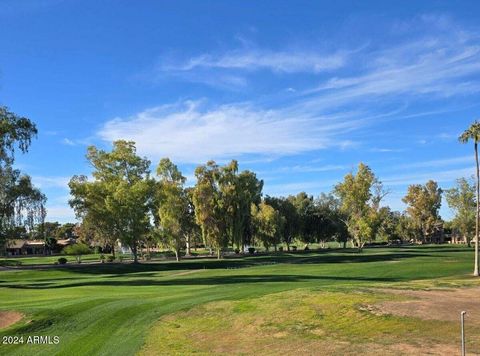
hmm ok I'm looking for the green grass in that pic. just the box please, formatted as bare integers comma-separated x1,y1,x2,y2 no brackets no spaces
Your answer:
0,253,109,266
0,245,478,355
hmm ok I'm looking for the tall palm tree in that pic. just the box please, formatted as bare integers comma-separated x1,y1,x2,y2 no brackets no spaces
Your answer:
459,121,480,276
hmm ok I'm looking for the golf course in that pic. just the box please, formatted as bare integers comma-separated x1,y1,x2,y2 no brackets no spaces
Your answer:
1,245,479,355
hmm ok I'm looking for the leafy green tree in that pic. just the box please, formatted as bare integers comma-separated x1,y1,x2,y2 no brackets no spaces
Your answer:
264,196,299,250
70,178,118,256
459,121,480,276
0,107,45,253
64,243,91,263
402,180,442,243
288,192,314,244
251,202,285,251
69,141,152,263
446,177,476,246
315,193,348,248
0,106,38,165
192,161,227,259
334,163,385,251
55,223,77,240
155,158,191,261
44,236,57,254
192,160,262,258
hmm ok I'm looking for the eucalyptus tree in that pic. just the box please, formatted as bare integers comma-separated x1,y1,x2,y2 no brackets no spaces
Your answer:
192,161,227,258
446,177,476,246
192,160,262,257
459,121,480,276
0,106,46,252
251,202,285,251
334,163,384,251
155,158,191,261
402,180,442,244
225,166,263,250
69,140,152,263
264,196,299,250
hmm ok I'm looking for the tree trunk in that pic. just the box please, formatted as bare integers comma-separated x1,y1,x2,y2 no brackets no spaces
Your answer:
475,142,479,276
186,235,191,256
174,249,180,262
132,243,138,264
217,249,221,259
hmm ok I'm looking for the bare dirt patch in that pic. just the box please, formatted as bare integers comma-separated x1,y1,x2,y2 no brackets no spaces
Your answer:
373,287,480,323
0,311,23,329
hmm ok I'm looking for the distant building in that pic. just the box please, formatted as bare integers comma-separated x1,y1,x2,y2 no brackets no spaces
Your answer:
57,238,77,248
5,239,45,256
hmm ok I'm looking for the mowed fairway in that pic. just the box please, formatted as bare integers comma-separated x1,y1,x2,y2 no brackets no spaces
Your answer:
0,246,479,355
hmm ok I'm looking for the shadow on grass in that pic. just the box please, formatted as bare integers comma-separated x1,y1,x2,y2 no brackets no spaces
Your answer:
39,250,434,277
0,273,401,289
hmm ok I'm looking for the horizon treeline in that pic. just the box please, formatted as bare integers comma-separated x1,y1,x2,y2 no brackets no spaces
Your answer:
63,140,470,262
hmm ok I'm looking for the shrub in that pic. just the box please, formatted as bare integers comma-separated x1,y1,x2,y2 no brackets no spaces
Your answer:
57,257,67,265
278,246,283,252
304,245,310,251
107,255,115,263
291,246,297,251
248,247,256,254
64,243,91,263
234,248,240,254
100,254,105,263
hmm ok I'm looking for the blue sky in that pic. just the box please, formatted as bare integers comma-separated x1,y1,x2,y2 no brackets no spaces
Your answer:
1,0,480,222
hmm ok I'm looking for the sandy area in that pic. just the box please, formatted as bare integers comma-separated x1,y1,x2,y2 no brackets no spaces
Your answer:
0,311,23,329
373,287,480,323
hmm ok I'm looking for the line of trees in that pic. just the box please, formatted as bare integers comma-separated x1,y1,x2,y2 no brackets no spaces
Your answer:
2,106,479,278
68,140,465,262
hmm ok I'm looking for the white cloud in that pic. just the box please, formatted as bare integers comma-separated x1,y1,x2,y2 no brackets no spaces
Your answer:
160,48,347,74
31,176,70,189
395,156,472,170
62,138,76,146
98,101,360,163
45,205,76,223
300,37,480,113
382,167,474,186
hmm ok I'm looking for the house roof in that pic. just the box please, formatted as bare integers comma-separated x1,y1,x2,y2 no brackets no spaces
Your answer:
6,239,26,249
57,238,76,246
6,239,45,249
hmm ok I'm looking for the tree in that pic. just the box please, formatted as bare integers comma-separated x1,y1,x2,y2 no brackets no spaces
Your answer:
251,202,285,251
55,223,77,240
446,177,476,246
264,196,299,251
0,106,38,165
64,243,91,263
155,158,190,261
402,180,443,243
288,192,315,245
334,163,385,251
192,161,226,258
315,193,348,248
192,160,262,258
70,177,118,257
459,121,480,276
69,141,152,263
0,107,45,253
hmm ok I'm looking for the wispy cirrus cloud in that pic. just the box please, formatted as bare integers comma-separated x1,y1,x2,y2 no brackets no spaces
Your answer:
104,15,480,171
382,167,474,186
31,176,70,189
159,48,348,74
99,100,362,163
